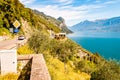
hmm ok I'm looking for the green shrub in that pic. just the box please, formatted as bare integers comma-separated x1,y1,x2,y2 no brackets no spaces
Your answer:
74,60,96,74
44,54,90,80
0,27,10,35
17,44,33,55
0,73,18,80
28,31,50,54
91,60,120,80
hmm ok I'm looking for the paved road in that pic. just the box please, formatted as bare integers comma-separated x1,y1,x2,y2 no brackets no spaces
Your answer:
0,39,17,50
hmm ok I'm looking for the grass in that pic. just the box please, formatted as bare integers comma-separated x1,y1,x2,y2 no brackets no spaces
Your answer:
0,44,33,80
44,54,90,80
16,40,92,80
17,44,33,55
0,28,10,36
0,73,18,80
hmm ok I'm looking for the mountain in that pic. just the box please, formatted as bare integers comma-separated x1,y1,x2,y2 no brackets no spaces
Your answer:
0,0,72,36
33,10,73,34
57,17,73,33
70,16,120,32
0,0,58,35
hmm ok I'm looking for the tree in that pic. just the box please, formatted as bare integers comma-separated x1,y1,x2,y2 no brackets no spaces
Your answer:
55,40,77,73
28,31,50,54
91,60,120,80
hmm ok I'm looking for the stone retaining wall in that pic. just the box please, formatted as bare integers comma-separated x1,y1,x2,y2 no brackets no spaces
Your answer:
17,54,51,80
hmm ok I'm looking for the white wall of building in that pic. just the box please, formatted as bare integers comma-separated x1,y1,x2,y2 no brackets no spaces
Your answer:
0,50,17,75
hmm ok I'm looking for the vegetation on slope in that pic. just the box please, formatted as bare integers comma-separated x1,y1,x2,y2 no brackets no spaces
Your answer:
91,60,120,80
44,54,90,80
0,73,18,80
1,0,120,80
17,44,33,55
33,10,73,34
27,31,120,80
0,0,60,36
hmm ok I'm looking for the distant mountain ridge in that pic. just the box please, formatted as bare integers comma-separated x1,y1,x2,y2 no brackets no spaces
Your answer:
70,16,120,32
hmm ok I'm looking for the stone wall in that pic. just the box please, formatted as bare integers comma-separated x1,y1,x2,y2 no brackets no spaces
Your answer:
17,54,51,80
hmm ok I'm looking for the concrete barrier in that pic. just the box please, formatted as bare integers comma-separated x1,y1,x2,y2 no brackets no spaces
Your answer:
17,54,51,80
0,36,3,41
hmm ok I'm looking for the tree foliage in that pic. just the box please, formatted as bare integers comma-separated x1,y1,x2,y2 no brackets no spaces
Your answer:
0,0,60,35
28,32,50,54
91,60,120,80
28,31,79,62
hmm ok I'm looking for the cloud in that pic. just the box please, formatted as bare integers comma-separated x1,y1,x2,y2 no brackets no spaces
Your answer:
58,0,71,3
94,0,101,3
19,0,36,4
20,0,120,26
32,5,87,18
31,4,95,26
104,0,120,5
56,0,73,5
30,3,105,26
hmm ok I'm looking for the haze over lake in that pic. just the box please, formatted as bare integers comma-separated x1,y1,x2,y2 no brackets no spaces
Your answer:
68,32,120,60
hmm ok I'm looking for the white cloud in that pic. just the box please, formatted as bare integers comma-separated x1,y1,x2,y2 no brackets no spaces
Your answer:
20,0,105,26
104,0,120,5
31,4,91,26
55,0,73,5
31,4,104,26
94,0,101,3
19,0,36,4
20,0,120,26
58,0,73,3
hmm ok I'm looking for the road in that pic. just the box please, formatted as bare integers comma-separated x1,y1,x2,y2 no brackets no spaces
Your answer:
0,39,17,50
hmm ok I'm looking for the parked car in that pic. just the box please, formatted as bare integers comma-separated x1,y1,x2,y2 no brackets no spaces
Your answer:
18,35,25,40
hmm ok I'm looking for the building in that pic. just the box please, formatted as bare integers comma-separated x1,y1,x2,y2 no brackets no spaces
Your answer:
0,50,17,75
54,33,66,40
48,29,66,40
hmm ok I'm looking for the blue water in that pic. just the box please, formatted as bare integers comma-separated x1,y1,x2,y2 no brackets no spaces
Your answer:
68,32,120,60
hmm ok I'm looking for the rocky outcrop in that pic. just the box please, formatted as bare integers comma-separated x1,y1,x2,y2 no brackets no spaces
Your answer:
57,17,73,34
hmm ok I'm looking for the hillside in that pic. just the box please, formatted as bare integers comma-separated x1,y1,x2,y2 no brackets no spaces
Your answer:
0,0,63,36
70,16,120,32
33,10,73,34
0,0,92,79
0,0,120,80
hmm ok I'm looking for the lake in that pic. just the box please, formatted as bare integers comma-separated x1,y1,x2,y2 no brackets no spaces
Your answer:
68,32,120,60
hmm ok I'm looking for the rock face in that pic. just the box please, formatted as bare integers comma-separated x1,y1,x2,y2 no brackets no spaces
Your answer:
57,17,73,34
57,17,65,23
70,16,120,32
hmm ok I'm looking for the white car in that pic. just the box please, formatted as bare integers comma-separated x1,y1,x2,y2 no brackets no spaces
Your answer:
18,35,25,40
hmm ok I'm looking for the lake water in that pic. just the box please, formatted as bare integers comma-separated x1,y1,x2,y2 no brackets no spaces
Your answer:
68,32,120,60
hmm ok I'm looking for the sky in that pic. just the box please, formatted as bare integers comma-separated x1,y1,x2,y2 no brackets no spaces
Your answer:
19,0,120,26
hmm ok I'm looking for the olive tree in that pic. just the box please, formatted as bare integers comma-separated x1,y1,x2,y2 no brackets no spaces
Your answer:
28,32,50,54
91,60,120,80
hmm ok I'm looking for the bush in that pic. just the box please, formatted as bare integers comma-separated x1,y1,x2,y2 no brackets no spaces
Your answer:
44,54,90,80
74,60,96,74
0,27,9,35
91,60,120,80
28,31,50,54
17,44,33,55
0,73,18,80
